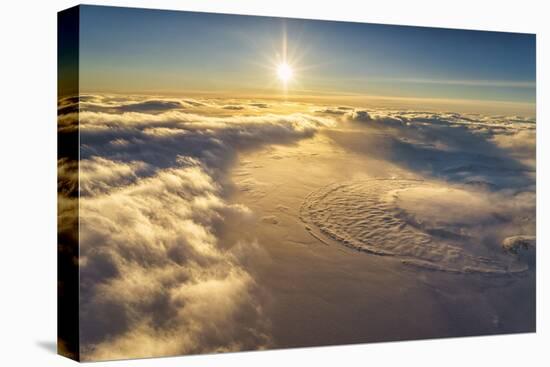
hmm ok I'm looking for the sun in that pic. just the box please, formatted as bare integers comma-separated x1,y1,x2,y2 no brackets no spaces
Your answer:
276,62,293,83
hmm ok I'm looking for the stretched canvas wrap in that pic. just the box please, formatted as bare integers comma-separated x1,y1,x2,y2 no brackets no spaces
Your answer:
58,5,536,362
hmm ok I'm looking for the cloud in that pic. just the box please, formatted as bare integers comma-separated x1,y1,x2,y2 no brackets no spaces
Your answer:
71,94,337,360
79,157,151,195
345,109,404,126
249,103,269,108
222,105,245,110
327,107,536,188
63,94,535,359
491,130,536,156
317,106,535,273
74,106,334,178
79,159,270,360
315,107,347,115
115,100,184,113
301,178,534,274
142,127,188,137
314,105,358,115
183,99,206,107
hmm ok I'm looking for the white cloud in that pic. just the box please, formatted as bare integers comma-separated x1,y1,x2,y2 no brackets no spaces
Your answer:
79,160,270,360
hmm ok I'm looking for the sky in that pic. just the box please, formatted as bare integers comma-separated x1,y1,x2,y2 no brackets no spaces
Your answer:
78,5,536,108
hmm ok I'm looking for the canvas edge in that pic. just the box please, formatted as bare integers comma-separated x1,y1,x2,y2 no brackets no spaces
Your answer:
57,4,81,362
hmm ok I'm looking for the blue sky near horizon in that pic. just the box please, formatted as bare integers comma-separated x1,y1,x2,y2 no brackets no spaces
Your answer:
78,5,536,104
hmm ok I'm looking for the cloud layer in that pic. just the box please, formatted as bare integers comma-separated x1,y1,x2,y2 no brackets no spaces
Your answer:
60,94,333,360
58,94,536,360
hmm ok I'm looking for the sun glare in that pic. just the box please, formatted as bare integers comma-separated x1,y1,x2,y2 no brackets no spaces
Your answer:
277,63,293,83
